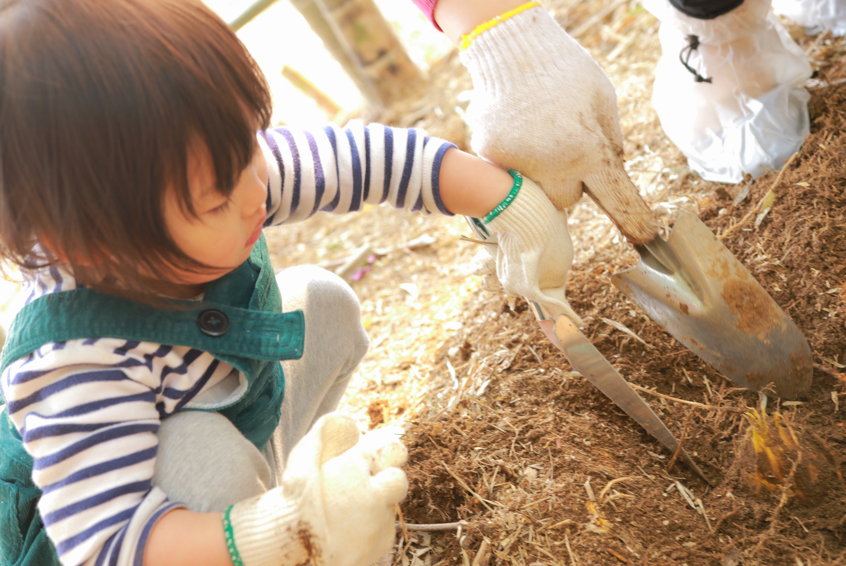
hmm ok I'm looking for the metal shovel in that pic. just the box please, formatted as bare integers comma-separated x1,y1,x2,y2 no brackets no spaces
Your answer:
610,210,812,400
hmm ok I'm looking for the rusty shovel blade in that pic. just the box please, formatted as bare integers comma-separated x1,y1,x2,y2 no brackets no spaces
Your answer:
610,210,812,399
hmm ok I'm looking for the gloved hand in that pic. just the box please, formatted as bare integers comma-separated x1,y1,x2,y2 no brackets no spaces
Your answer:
481,173,582,325
459,3,660,244
469,248,500,293
226,413,408,566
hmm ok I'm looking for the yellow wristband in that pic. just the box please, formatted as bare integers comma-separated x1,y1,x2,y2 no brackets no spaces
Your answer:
459,1,542,51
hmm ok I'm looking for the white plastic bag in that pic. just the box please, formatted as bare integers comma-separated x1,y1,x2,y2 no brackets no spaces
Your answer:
648,7,811,183
773,0,846,36
644,0,772,44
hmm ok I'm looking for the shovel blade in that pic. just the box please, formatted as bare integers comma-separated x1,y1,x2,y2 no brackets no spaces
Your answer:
611,211,812,399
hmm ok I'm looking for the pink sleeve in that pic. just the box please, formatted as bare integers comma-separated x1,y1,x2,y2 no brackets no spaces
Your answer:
411,0,443,31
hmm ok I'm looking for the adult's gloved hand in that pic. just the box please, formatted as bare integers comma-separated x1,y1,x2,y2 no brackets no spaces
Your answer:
460,2,660,244
226,413,408,566
479,172,582,325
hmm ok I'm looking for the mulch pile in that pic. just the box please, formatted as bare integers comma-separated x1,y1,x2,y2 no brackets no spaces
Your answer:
260,2,846,563
393,19,846,566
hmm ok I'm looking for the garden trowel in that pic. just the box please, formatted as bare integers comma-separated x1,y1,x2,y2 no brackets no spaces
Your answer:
610,210,812,400
465,217,710,484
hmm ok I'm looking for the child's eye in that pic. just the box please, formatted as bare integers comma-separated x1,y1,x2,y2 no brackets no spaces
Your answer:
210,199,232,214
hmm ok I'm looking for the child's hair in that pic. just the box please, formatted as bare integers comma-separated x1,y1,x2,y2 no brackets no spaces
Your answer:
0,0,272,297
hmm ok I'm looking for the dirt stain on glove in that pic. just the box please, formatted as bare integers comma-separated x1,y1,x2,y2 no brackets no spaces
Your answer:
295,522,322,566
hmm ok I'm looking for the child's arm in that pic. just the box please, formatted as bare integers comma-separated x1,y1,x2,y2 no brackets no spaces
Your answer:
143,510,230,566
434,147,582,322
1,340,235,566
434,147,512,217
260,123,510,226
3,342,402,566
258,122,580,321
144,413,406,566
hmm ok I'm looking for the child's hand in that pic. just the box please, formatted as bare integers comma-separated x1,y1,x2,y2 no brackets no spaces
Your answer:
226,413,407,566
318,425,408,566
483,174,582,326
459,4,660,244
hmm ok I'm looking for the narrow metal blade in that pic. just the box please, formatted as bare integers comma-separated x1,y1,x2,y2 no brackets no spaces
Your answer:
463,216,708,483
550,314,709,484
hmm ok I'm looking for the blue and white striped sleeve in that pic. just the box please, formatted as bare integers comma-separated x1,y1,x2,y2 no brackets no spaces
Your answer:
2,354,180,566
260,122,457,226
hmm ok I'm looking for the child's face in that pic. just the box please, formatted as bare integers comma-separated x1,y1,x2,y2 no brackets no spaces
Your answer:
163,135,268,290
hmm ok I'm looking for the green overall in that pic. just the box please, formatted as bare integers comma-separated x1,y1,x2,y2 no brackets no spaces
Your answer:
0,235,304,566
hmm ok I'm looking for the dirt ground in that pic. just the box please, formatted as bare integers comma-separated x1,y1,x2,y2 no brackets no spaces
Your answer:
266,2,846,564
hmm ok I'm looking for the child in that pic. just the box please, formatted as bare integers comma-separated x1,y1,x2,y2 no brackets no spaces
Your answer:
0,1,579,565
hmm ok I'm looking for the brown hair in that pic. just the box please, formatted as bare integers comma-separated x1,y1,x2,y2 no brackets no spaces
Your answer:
0,0,272,298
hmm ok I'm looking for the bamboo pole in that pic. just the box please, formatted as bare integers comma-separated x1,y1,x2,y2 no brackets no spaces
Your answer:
228,0,280,31
320,0,424,104
230,0,425,107
289,0,382,107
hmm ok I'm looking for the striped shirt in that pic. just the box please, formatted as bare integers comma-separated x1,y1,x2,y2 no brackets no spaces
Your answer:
1,124,455,566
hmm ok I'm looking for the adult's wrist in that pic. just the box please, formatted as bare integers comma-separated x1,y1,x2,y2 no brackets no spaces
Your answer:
411,0,441,31
455,1,541,51
457,3,577,89
433,0,530,44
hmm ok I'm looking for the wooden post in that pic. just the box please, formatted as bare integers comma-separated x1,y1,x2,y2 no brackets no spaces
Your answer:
288,0,382,107
290,0,425,107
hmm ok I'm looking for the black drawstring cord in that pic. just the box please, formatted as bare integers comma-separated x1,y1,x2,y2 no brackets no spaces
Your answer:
679,34,712,83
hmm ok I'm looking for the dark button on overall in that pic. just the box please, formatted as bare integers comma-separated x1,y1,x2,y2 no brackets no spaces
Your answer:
197,309,230,337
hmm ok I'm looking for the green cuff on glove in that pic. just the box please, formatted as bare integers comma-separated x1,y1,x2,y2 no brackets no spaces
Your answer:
223,505,246,566
483,171,523,224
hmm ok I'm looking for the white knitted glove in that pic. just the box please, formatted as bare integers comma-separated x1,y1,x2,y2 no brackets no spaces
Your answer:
225,413,408,566
469,249,501,293
460,3,659,244
484,173,581,325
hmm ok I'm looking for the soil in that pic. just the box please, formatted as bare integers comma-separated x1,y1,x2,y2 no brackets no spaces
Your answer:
265,2,846,564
